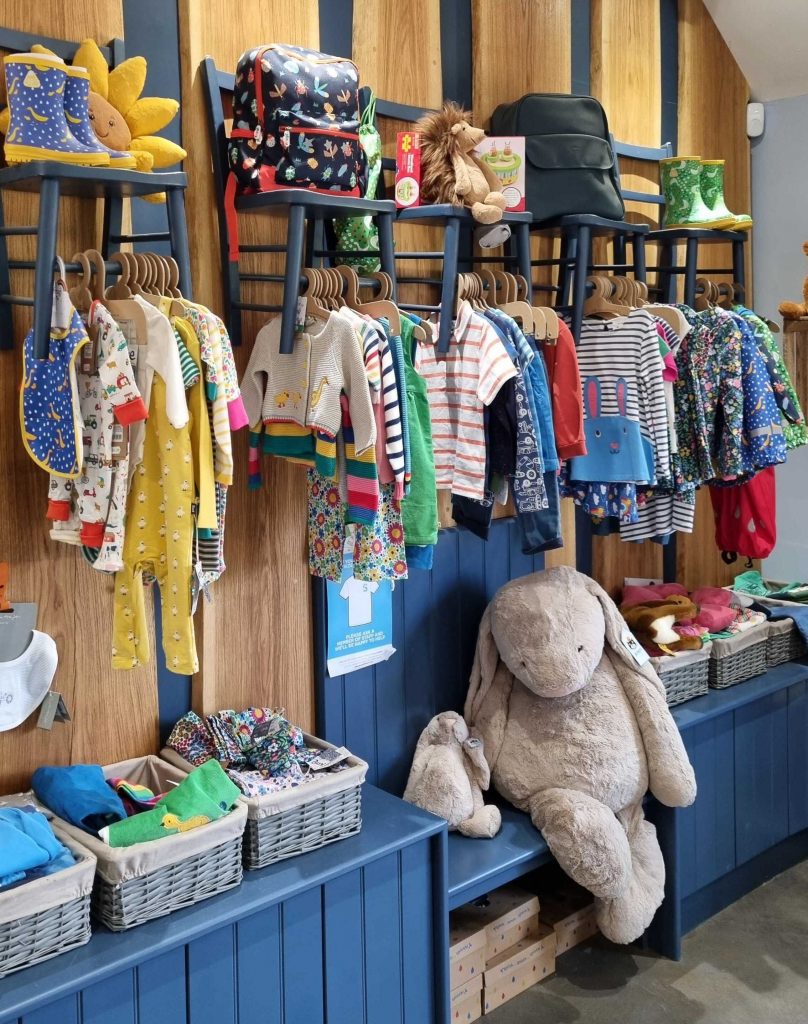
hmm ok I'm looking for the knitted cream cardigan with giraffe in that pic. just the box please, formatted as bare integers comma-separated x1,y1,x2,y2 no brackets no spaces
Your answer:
242,312,376,452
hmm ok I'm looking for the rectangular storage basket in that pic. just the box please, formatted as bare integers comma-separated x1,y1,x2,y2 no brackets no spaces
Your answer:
0,812,95,979
650,646,710,706
709,626,769,689
47,755,246,931
162,734,368,871
766,618,808,667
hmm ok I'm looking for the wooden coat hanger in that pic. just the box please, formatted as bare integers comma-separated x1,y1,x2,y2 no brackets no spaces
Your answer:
102,252,150,346
336,265,400,333
68,252,93,316
301,267,331,322
584,276,630,319
694,278,717,312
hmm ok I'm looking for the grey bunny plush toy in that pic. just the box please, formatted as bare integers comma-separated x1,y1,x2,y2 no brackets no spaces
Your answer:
404,711,502,838
465,566,697,943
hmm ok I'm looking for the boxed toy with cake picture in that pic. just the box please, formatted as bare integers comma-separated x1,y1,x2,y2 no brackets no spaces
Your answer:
476,136,526,212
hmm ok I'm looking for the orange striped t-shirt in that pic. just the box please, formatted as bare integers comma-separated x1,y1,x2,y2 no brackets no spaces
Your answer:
416,301,517,500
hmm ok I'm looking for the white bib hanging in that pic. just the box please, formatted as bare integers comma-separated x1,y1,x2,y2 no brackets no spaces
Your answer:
0,631,58,731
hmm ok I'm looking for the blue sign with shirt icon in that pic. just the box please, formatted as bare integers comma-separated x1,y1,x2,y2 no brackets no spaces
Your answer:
326,552,395,676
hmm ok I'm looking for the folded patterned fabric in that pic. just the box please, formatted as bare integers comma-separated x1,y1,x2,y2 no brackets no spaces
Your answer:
100,759,240,848
0,807,75,889
32,764,128,835
166,707,319,792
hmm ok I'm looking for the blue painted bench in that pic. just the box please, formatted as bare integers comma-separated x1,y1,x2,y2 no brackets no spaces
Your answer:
318,520,808,962
0,787,449,1024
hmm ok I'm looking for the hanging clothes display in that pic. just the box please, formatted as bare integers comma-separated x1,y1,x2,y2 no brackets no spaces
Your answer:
556,278,805,554
19,252,244,673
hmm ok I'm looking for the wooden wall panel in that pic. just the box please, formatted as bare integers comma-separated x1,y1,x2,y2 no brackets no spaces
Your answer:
590,0,663,590
0,2,159,793
177,2,320,724
472,0,571,124
469,0,578,552
677,0,753,590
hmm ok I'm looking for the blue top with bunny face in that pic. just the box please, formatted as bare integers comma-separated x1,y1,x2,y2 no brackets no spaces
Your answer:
568,376,655,484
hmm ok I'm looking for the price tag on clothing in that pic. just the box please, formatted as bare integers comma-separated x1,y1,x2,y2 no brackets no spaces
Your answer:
621,627,650,667
79,324,99,374
308,746,352,771
109,424,129,462
295,296,307,333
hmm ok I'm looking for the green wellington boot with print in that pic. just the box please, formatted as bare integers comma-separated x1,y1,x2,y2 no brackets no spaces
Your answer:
659,156,735,230
3,53,109,166
700,159,753,231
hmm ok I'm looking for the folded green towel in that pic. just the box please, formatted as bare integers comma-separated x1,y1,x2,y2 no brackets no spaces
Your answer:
99,760,240,848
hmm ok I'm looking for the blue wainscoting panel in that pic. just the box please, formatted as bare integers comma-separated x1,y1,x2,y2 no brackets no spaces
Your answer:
282,891,325,1024
788,680,808,834
400,841,436,1024
318,519,546,795
137,948,187,1024
734,690,789,865
678,716,736,898
187,926,237,1024
81,971,136,1024
324,871,365,1024
237,906,282,1024
364,853,404,1024
21,995,79,1024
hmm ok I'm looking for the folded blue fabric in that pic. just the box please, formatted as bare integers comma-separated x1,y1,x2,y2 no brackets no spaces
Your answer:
768,606,808,644
32,764,128,835
0,808,74,890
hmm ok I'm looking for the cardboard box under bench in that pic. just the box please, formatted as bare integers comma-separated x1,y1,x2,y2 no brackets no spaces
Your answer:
482,924,556,1014
540,891,598,954
450,884,540,962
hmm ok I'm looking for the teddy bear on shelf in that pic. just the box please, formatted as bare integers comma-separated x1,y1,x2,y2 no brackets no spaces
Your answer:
465,567,697,944
404,711,502,838
779,242,808,319
415,102,508,225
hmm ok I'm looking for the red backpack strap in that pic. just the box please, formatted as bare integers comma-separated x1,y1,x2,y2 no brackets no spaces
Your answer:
224,171,240,263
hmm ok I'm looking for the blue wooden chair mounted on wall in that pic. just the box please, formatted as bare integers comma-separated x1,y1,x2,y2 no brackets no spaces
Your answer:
613,139,748,307
201,58,398,355
526,143,650,343
0,29,192,359
369,92,535,354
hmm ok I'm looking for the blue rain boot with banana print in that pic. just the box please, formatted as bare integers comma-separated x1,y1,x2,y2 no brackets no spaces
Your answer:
3,53,109,166
64,65,136,168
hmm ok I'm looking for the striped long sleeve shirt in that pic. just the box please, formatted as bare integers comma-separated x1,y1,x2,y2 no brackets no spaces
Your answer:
416,301,517,500
576,309,671,485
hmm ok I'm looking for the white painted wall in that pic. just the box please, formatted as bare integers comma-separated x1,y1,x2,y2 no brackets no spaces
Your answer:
752,94,808,580
705,0,808,101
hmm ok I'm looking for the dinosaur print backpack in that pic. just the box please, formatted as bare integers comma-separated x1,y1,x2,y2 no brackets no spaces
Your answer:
228,44,367,197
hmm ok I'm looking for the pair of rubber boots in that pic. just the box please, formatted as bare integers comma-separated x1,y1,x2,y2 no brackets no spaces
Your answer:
659,156,752,232
2,52,136,168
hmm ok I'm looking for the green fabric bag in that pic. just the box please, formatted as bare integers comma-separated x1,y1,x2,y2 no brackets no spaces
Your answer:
334,94,384,274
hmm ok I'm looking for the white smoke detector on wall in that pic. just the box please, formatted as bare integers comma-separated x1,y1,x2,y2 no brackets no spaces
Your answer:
747,102,765,138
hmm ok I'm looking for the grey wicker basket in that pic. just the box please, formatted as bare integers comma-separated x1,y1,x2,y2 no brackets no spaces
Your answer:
767,618,808,667
651,648,710,706
0,894,91,979
0,815,95,980
244,782,362,870
94,832,243,931
709,628,769,689
161,734,368,872
46,755,248,932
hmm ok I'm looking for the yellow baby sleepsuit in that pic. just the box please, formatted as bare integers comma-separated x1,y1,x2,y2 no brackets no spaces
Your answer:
112,319,216,674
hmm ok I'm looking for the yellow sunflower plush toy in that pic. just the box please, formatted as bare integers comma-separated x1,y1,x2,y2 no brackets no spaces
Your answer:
1,39,185,201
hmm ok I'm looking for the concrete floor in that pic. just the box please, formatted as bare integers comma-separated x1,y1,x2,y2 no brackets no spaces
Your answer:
488,862,808,1024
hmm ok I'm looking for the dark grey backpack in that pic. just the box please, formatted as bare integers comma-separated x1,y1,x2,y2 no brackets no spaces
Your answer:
490,94,625,223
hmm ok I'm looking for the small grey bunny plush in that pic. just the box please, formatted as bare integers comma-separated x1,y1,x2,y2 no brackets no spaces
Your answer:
403,711,501,838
